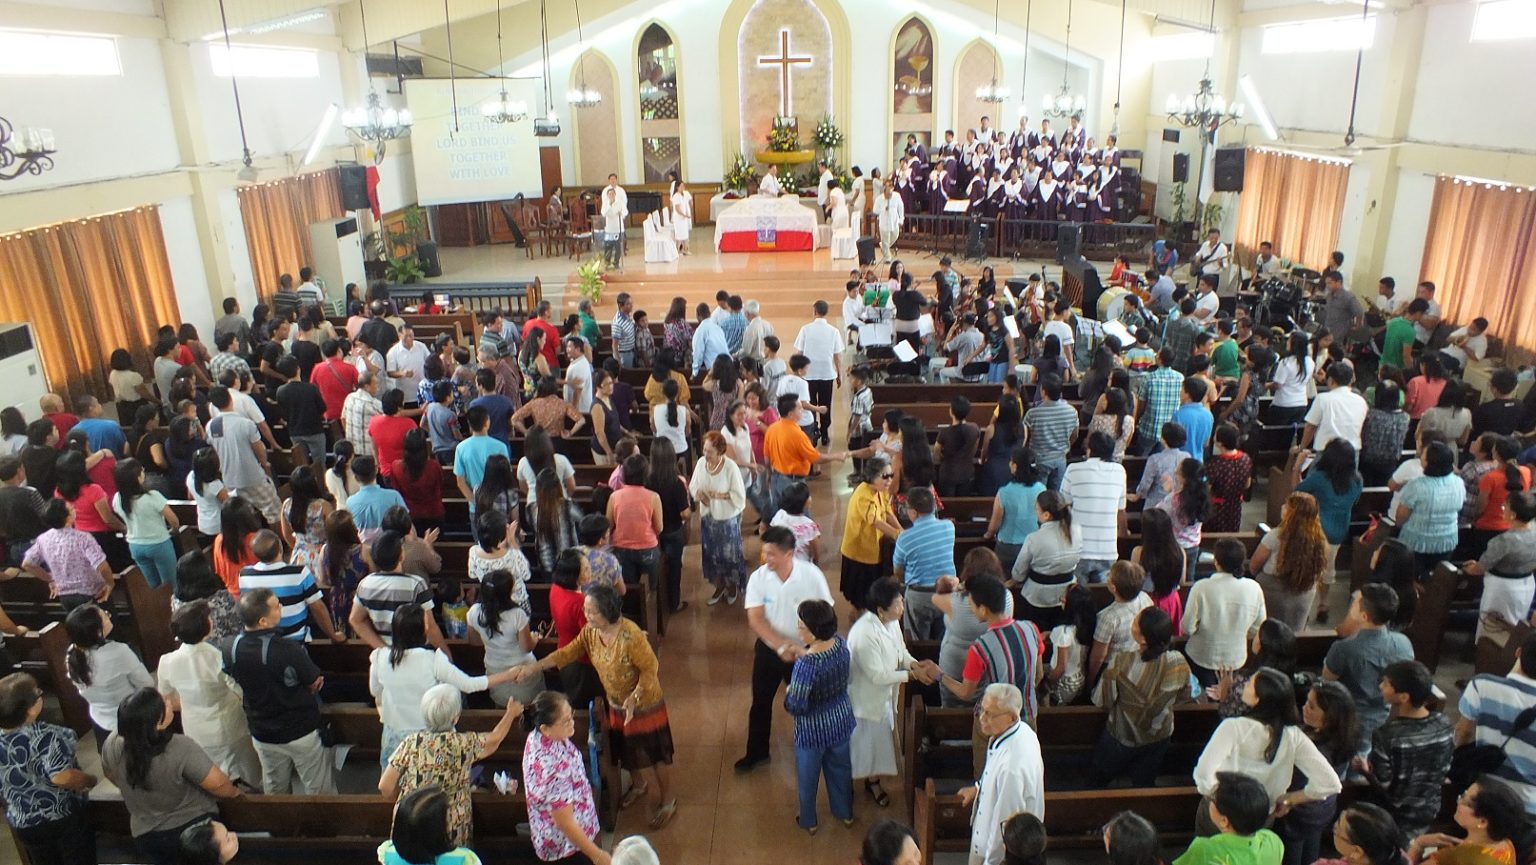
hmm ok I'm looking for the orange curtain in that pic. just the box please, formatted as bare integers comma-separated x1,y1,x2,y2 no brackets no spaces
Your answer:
1420,176,1536,357
0,206,182,403
1234,148,1351,269
237,167,345,301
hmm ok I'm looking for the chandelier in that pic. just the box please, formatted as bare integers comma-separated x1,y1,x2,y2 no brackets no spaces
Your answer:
1165,77,1243,137
0,117,55,181
342,0,412,154
1042,0,1084,118
482,0,526,123
1165,0,1243,140
567,0,602,108
976,0,1010,104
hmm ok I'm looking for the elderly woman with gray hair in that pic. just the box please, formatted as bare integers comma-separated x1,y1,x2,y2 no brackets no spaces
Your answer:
379,684,524,849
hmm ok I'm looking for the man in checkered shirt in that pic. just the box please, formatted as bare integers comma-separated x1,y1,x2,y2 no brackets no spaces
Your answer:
1133,347,1185,455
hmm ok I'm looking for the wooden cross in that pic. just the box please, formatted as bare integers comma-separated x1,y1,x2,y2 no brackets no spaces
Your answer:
757,28,813,118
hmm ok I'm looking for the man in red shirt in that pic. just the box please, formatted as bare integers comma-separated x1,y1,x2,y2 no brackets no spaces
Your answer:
521,300,561,369
313,339,359,422
367,390,417,479
38,394,77,447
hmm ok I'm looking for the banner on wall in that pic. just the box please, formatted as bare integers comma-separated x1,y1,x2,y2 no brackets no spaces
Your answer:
403,78,543,207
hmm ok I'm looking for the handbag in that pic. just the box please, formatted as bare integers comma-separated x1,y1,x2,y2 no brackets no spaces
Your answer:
1447,703,1536,794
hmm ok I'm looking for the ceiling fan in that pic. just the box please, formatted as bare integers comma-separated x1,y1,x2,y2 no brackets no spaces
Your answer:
1272,0,1407,158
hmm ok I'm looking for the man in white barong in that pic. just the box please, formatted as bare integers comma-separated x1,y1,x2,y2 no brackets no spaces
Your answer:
760,164,784,197
959,684,1044,865
816,160,835,219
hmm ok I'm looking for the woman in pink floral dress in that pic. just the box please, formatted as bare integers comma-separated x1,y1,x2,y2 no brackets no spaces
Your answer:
521,692,606,864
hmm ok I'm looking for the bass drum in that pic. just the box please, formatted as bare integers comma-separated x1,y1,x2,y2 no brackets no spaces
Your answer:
1097,286,1132,323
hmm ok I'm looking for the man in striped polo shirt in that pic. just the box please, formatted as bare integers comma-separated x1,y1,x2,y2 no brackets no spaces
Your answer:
1023,374,1078,491
1061,431,1128,585
892,487,956,640
938,575,1043,776
237,530,343,643
1458,632,1536,814
348,531,450,652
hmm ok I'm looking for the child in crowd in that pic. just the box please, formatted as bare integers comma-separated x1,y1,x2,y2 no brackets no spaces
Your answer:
769,481,822,564
1131,423,1190,509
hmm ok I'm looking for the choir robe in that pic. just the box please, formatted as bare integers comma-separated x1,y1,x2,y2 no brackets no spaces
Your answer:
993,156,1015,181
1038,130,1058,151
1009,129,1031,159
907,143,929,165
1061,124,1087,161
1091,168,1121,221
1100,147,1121,167
1066,184,1091,222
1030,144,1054,166
1035,180,1063,220
896,174,917,215
928,170,955,214
966,176,988,213
1022,167,1042,199
1051,160,1074,182
1003,180,1029,221
985,180,1007,218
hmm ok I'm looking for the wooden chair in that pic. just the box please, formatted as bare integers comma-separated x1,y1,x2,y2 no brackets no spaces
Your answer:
566,203,595,259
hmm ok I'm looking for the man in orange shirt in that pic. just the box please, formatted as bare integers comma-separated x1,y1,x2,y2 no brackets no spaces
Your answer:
764,393,849,512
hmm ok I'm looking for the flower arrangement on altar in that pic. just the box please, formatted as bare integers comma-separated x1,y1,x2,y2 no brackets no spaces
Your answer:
766,116,801,153
812,115,844,151
723,153,759,194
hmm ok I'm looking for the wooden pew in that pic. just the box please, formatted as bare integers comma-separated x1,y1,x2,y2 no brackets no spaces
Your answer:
913,780,1206,863
0,567,173,670
322,701,590,764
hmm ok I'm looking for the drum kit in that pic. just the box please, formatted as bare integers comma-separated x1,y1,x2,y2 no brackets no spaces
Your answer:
1252,267,1323,332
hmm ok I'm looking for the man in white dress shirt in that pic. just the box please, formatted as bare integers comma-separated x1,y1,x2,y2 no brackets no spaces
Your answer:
736,526,834,774
760,164,783,197
1254,241,1284,277
794,300,846,446
875,183,905,263
960,684,1044,865
1191,228,1229,277
603,173,628,218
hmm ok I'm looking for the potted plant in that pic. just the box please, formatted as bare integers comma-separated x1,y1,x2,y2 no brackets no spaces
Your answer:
1202,199,1225,235
576,256,607,306
812,115,845,156
755,116,815,167
723,153,758,197
384,255,425,285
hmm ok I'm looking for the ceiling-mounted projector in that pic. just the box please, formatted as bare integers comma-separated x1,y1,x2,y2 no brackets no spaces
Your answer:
533,117,561,137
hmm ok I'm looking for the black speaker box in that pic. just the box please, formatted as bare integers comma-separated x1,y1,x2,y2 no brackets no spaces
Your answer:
857,236,877,266
1172,153,1190,184
1057,224,1082,263
417,241,443,278
338,164,370,211
1213,148,1246,192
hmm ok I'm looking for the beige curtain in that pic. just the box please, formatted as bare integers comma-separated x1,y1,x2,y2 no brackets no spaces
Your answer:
0,206,183,403
237,167,345,302
1234,148,1351,269
1420,176,1536,358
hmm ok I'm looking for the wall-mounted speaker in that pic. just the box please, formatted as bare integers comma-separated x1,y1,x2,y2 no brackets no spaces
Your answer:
338,165,370,211
1213,148,1246,192
1172,153,1190,183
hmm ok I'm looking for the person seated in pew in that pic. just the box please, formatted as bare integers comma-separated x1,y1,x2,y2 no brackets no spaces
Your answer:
1090,606,1195,787
177,820,239,865
1003,812,1047,865
1174,773,1283,865
101,688,243,865
1354,660,1454,839
156,601,262,791
351,531,449,652
1089,562,1154,683
1104,811,1161,865
957,683,1045,865
0,672,99,865
377,783,486,865
861,819,922,865
1406,777,1535,865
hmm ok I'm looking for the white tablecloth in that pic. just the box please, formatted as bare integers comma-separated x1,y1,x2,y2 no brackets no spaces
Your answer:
713,195,822,252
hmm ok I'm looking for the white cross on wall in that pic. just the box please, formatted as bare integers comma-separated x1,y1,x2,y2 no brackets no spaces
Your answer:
757,28,813,118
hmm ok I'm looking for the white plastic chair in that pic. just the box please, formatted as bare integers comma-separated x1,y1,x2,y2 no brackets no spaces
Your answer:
643,213,678,263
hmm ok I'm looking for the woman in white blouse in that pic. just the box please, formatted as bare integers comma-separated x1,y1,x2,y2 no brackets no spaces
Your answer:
1267,332,1316,427
156,600,262,788
689,431,748,606
1193,667,1342,834
369,603,519,766
848,578,936,807
64,603,153,741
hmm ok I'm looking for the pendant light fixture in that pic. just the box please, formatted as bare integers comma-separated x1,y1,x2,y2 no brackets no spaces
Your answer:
215,0,258,181
482,0,527,122
1042,0,1085,118
1111,0,1127,137
341,0,413,158
975,0,1011,104
567,0,601,108
1164,0,1244,140
1018,0,1033,118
